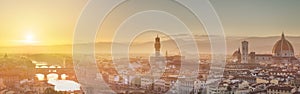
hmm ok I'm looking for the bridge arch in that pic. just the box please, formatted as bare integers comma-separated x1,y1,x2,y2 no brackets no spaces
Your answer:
35,68,76,81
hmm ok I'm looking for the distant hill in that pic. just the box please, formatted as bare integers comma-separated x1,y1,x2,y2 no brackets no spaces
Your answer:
1,35,300,55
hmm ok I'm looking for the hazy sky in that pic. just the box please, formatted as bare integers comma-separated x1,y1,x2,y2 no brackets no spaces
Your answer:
0,0,299,46
211,0,300,37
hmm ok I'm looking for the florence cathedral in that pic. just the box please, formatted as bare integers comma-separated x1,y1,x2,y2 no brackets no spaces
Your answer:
231,33,299,64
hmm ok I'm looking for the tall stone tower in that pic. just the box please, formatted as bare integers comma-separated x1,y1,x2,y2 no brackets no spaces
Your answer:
241,41,248,63
154,35,161,56
150,35,166,78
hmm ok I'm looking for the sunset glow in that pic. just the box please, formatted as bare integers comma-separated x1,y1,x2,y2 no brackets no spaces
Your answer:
48,80,81,91
61,74,68,80
24,33,34,43
36,74,45,81
47,73,59,81
0,0,300,94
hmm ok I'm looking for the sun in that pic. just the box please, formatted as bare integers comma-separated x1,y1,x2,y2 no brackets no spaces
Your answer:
23,33,35,43
26,34,33,41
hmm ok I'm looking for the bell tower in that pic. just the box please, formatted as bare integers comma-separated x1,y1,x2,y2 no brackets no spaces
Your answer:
154,35,161,56
149,34,166,78
241,41,248,63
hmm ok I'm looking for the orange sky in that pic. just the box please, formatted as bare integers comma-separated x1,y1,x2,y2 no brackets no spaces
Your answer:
0,0,87,46
0,0,300,46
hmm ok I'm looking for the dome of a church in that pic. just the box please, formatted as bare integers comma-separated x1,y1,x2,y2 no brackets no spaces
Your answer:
232,48,241,58
272,33,294,57
232,48,241,63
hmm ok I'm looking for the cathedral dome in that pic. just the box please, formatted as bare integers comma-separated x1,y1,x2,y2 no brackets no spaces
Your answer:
272,33,294,57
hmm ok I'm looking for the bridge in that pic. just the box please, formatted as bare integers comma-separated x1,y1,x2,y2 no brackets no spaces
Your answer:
35,67,77,80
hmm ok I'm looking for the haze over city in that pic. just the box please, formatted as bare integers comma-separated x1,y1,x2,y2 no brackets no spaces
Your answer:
1,0,300,94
